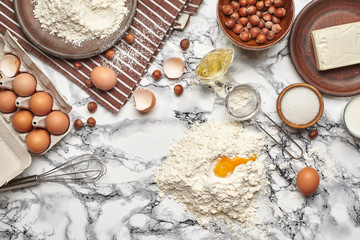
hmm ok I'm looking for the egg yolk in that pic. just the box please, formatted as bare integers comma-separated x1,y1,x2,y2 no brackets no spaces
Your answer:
214,154,257,178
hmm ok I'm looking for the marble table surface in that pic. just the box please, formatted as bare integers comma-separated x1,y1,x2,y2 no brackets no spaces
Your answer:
1,0,360,239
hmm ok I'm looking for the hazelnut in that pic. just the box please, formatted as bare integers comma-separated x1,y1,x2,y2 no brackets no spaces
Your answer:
239,7,248,17
256,1,264,10
274,8,286,18
247,5,257,15
266,31,276,40
273,0,284,8
74,119,84,130
265,21,274,30
268,5,276,14
258,19,265,28
87,117,96,127
249,15,260,26
240,31,251,42
246,22,253,29
256,33,267,44
231,1,240,11
238,17,248,26
309,129,319,139
239,27,249,34
180,39,190,50
222,5,233,15
230,12,240,21
239,0,247,7
174,84,184,96
261,28,269,35
272,23,282,33
73,61,82,69
225,18,236,29
233,24,243,34
85,79,93,88
125,33,135,44
272,16,281,24
249,27,260,39
263,13,272,21
256,10,263,18
264,0,273,8
247,0,256,5
105,49,115,60
87,101,98,113
152,70,162,80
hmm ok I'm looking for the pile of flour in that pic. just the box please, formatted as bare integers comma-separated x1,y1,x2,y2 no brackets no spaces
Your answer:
33,0,128,45
155,121,268,226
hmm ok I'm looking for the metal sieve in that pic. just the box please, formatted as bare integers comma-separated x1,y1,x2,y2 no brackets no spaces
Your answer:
225,84,303,159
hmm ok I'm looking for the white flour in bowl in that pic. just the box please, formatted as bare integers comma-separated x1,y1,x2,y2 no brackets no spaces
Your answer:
155,121,268,226
32,0,128,46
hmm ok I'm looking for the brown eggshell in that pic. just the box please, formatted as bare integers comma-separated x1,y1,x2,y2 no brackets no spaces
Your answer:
163,58,185,79
45,111,70,135
0,90,17,113
12,110,34,133
296,167,320,196
0,54,21,77
29,91,53,116
133,88,156,113
90,66,117,91
26,129,51,154
13,73,37,97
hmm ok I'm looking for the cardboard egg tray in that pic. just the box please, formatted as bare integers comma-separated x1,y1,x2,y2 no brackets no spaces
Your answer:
0,31,73,187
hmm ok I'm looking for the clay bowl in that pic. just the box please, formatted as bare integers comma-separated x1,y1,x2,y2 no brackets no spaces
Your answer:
277,83,324,129
217,0,295,51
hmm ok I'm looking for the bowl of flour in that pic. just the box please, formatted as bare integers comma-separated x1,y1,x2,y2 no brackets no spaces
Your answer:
13,0,137,59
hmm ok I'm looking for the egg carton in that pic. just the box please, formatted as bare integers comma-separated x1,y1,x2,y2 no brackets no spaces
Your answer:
0,31,73,187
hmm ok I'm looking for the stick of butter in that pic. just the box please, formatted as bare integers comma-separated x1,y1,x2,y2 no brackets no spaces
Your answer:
311,21,360,71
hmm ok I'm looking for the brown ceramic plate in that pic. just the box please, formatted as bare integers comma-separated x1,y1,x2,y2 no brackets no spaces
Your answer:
13,0,137,59
289,0,360,97
217,0,295,51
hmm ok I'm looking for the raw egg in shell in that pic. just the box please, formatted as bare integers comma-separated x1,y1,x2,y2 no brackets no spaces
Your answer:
26,129,50,154
13,73,37,97
296,167,320,196
45,111,70,135
90,66,117,91
12,110,34,133
0,90,17,113
29,91,53,116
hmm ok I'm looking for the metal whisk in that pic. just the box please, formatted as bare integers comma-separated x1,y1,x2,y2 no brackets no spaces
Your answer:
0,154,107,192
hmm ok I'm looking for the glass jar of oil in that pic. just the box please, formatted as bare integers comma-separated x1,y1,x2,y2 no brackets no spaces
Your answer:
195,48,234,83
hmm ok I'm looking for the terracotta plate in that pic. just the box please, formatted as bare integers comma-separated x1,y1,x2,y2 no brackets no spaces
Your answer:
13,0,137,59
289,0,360,97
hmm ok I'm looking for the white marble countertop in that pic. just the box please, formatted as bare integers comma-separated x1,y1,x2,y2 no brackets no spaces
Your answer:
1,0,360,239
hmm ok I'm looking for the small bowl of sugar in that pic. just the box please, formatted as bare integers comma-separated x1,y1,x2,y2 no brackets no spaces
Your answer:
277,83,324,129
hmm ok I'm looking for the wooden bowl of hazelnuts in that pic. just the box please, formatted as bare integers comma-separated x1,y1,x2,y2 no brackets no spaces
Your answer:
217,0,295,50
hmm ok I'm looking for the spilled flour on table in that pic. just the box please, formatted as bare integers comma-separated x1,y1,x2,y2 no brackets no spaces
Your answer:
155,121,269,227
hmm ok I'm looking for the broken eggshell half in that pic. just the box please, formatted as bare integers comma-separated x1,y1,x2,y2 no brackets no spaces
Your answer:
163,57,185,79
133,88,156,113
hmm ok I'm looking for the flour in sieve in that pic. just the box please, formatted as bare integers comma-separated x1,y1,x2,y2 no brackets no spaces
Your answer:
32,0,128,46
155,121,268,226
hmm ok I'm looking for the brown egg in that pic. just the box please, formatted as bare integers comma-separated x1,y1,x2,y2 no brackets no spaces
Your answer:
13,73,37,97
296,167,320,196
12,110,34,133
0,90,17,113
90,66,117,91
45,111,70,135
133,88,156,113
26,129,50,153
29,91,53,116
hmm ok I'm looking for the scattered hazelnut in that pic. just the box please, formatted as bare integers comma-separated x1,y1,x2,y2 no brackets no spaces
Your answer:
266,31,276,40
256,33,267,44
246,5,257,15
256,1,265,10
272,16,281,24
125,33,135,44
265,21,274,30
74,119,84,130
239,0,247,7
152,70,162,80
238,17,248,26
268,5,276,14
272,23,282,33
85,79,93,88
249,15,260,26
225,18,236,29
233,24,243,34
105,49,115,60
87,117,96,127
263,13,272,21
73,61,82,69
273,0,284,8
264,0,273,8
87,101,98,113
180,39,190,50
240,31,251,42
174,84,184,96
239,7,248,17
261,28,269,35
274,8,286,18
247,0,256,5
222,5,233,15
230,12,240,21
249,27,261,39
231,1,240,11
309,129,319,139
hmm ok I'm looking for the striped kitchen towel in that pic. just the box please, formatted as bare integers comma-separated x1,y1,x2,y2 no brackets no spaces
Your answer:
0,0,204,113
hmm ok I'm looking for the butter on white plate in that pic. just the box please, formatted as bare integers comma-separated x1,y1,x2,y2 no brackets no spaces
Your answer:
311,21,360,71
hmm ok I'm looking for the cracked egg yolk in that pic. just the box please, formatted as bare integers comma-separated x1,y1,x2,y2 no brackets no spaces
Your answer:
214,154,257,178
